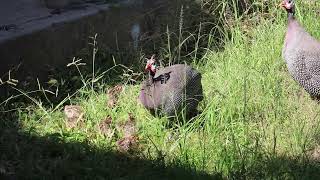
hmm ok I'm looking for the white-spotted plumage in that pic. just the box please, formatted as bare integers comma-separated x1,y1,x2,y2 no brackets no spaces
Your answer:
282,0,320,98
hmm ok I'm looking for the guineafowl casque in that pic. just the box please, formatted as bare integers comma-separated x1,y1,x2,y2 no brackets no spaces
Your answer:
281,0,320,99
139,55,203,118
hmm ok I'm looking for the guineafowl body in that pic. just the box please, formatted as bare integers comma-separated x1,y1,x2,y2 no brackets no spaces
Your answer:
139,64,203,117
282,0,320,98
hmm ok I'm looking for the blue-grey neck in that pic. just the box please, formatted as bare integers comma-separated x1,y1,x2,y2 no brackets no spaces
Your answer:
288,12,295,21
287,7,295,20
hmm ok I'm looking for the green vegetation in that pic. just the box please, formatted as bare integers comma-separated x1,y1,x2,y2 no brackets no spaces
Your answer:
1,0,320,179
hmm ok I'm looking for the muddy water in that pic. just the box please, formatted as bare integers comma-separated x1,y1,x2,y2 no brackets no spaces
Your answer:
0,0,165,90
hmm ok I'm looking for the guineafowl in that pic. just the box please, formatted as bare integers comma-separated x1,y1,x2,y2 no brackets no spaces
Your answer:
138,55,203,118
281,0,320,99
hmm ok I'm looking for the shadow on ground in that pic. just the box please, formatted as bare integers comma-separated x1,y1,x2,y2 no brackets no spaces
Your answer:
0,123,220,179
1,118,320,179
229,155,320,179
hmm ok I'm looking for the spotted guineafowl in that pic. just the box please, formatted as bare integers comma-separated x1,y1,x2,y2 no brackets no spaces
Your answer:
139,55,203,118
281,0,320,99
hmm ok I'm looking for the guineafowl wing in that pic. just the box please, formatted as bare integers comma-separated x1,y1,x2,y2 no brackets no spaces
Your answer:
288,50,320,97
303,52,320,77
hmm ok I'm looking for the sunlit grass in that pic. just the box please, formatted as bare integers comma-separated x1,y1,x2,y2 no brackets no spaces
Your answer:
1,0,320,179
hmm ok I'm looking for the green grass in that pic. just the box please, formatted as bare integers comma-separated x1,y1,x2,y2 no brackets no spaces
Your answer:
1,0,320,179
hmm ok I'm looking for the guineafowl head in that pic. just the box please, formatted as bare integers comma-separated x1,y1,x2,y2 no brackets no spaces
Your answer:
145,55,157,77
281,0,295,15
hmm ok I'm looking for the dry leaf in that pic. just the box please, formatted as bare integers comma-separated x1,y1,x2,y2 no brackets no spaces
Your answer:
107,85,123,108
116,135,139,153
98,116,114,139
64,105,83,129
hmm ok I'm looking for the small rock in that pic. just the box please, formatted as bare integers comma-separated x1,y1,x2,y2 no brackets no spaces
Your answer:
98,116,114,139
107,85,123,96
107,97,117,108
310,145,320,162
107,85,123,108
115,113,139,153
64,105,83,129
116,135,139,153
116,113,137,137
165,131,179,143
